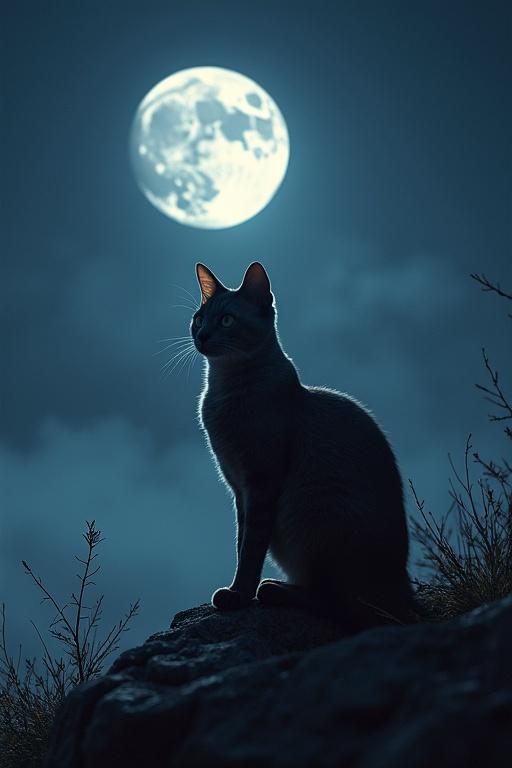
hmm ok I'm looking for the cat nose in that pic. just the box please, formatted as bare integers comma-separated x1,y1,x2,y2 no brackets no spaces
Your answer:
196,329,209,350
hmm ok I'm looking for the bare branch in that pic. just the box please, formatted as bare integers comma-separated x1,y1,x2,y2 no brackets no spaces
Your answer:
1,522,140,764
470,273,512,302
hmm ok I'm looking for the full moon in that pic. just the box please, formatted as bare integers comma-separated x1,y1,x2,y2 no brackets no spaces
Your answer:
130,67,290,229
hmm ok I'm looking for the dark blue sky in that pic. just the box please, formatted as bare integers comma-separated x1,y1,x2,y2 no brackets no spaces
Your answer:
1,1,511,655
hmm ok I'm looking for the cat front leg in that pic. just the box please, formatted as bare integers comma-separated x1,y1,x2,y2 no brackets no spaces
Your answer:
210,493,247,611
212,486,277,611
234,490,244,559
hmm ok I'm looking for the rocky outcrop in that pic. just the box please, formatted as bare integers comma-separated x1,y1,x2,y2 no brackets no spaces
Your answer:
45,597,512,767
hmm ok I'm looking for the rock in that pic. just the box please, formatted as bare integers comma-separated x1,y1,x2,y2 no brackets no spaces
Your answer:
44,597,512,768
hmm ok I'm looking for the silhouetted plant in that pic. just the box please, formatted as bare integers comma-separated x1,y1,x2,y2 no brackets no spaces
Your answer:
411,274,512,620
0,521,139,768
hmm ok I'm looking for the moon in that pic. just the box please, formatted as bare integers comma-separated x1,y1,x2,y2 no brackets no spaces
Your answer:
130,67,290,229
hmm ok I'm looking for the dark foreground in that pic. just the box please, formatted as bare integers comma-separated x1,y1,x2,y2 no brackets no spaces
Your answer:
45,596,512,767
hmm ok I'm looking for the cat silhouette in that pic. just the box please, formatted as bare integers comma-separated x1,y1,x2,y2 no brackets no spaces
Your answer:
192,261,414,630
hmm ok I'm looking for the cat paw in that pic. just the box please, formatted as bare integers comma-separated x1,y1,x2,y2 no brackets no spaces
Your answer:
211,587,252,611
257,580,313,609
256,580,288,606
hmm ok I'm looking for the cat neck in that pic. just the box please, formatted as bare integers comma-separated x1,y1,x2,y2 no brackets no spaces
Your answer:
206,329,299,391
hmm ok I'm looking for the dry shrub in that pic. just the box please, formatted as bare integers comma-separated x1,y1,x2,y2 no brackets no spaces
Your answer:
0,521,139,768
411,274,512,621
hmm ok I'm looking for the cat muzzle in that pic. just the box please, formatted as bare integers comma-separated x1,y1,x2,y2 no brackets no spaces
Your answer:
195,333,209,353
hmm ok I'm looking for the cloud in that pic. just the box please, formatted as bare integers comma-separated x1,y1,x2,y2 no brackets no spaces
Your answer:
288,237,463,335
0,418,236,657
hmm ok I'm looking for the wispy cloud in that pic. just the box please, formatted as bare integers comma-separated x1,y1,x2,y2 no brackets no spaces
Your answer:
0,418,235,655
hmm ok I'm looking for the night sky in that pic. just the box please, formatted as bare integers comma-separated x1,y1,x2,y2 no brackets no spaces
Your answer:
2,1,511,656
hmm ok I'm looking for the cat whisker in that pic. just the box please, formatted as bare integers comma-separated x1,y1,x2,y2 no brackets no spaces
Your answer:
161,350,193,374
169,283,200,310
154,338,193,356
161,344,193,371
185,350,199,381
187,347,200,381
164,346,197,379
169,304,199,312
156,334,190,344
175,348,197,379
161,344,196,377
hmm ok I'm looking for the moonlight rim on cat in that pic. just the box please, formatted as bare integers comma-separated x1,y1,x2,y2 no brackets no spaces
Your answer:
190,261,415,630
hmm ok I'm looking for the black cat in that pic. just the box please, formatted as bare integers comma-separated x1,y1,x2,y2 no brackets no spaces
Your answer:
192,261,414,629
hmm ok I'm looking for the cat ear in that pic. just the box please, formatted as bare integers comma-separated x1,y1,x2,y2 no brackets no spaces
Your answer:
240,262,273,307
196,263,226,305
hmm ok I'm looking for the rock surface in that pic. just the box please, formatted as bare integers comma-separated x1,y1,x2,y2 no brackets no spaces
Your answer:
45,597,512,767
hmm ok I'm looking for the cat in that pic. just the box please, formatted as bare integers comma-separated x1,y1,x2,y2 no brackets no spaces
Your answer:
191,261,415,630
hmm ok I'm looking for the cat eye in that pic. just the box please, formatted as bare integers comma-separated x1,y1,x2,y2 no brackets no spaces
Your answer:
194,315,203,328
221,314,234,327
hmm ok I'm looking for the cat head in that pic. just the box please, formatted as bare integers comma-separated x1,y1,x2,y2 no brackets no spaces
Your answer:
191,262,275,360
